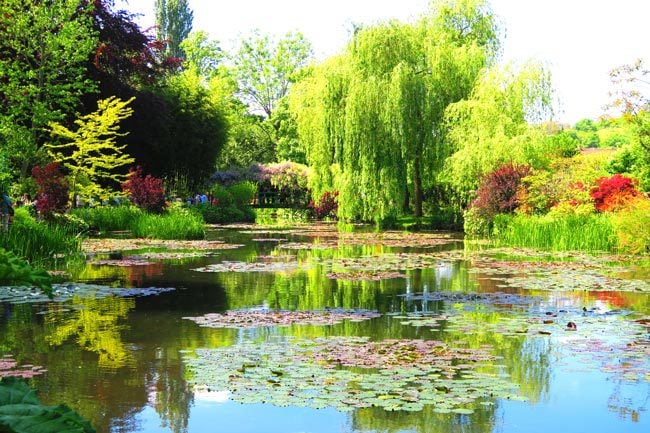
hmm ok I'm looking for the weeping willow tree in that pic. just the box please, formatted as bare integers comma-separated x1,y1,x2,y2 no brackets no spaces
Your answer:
442,61,555,200
290,0,499,221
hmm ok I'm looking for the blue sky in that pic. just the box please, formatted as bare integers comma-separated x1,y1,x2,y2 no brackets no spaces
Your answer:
118,0,649,124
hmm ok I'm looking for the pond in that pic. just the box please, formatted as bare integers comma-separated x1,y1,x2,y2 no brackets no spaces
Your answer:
0,223,648,433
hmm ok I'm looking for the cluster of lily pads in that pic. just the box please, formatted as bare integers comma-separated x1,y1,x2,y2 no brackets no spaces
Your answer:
393,303,649,383
0,357,47,378
399,291,542,308
0,283,175,304
183,308,381,329
82,238,243,253
183,336,523,413
193,260,310,273
325,271,408,281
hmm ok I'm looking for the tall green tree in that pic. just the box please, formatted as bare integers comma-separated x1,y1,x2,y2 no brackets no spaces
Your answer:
0,0,98,178
155,0,194,59
291,0,499,221
180,31,223,80
156,72,229,187
442,61,554,200
214,31,312,167
233,31,312,118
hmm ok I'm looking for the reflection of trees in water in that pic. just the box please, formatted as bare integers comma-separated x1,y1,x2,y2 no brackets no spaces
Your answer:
607,381,649,423
128,312,238,433
147,348,194,433
0,301,144,432
74,262,165,287
352,403,497,433
45,296,134,368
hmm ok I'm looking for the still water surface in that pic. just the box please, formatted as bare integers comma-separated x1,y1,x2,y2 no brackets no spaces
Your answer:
0,224,648,433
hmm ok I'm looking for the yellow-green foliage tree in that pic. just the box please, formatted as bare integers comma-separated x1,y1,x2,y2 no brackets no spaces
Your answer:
443,61,554,201
45,97,135,203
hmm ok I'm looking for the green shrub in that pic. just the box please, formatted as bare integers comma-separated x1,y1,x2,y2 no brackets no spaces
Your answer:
210,185,233,206
613,198,650,254
463,207,491,237
228,181,257,206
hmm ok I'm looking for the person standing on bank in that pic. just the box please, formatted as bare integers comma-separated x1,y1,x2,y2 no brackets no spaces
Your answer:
0,191,14,232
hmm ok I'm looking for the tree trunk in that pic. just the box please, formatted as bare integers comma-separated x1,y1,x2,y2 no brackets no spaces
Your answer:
414,155,423,217
402,185,410,213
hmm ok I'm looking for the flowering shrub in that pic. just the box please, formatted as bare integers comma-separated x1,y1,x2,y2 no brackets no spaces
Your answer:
590,174,641,212
31,162,69,218
122,166,166,213
250,162,310,205
547,181,595,216
308,191,338,220
471,163,531,220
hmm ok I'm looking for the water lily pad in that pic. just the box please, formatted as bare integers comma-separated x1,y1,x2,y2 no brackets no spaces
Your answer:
0,357,47,378
326,271,408,281
183,336,522,413
83,238,243,253
183,308,381,328
192,260,310,273
89,259,153,267
0,283,175,304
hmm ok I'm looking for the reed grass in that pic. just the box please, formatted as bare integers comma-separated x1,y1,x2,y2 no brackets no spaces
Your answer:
491,213,616,252
130,210,205,240
71,206,143,232
0,208,82,265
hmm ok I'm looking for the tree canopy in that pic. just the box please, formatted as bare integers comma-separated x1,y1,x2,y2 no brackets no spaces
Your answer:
291,0,500,221
0,0,98,177
155,0,194,60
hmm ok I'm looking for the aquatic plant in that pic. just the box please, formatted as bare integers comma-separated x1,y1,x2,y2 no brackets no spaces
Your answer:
183,308,381,329
1,208,82,266
72,205,143,232
0,283,174,304
130,208,205,239
0,357,47,378
184,336,523,413
82,238,242,253
491,213,616,251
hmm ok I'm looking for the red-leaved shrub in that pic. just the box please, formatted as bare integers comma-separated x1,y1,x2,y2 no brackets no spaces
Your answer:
590,174,641,212
122,166,166,213
471,163,531,219
32,162,69,217
308,191,338,220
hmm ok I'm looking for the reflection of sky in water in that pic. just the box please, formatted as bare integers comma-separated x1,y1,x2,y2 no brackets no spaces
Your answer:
501,359,648,433
134,403,350,433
